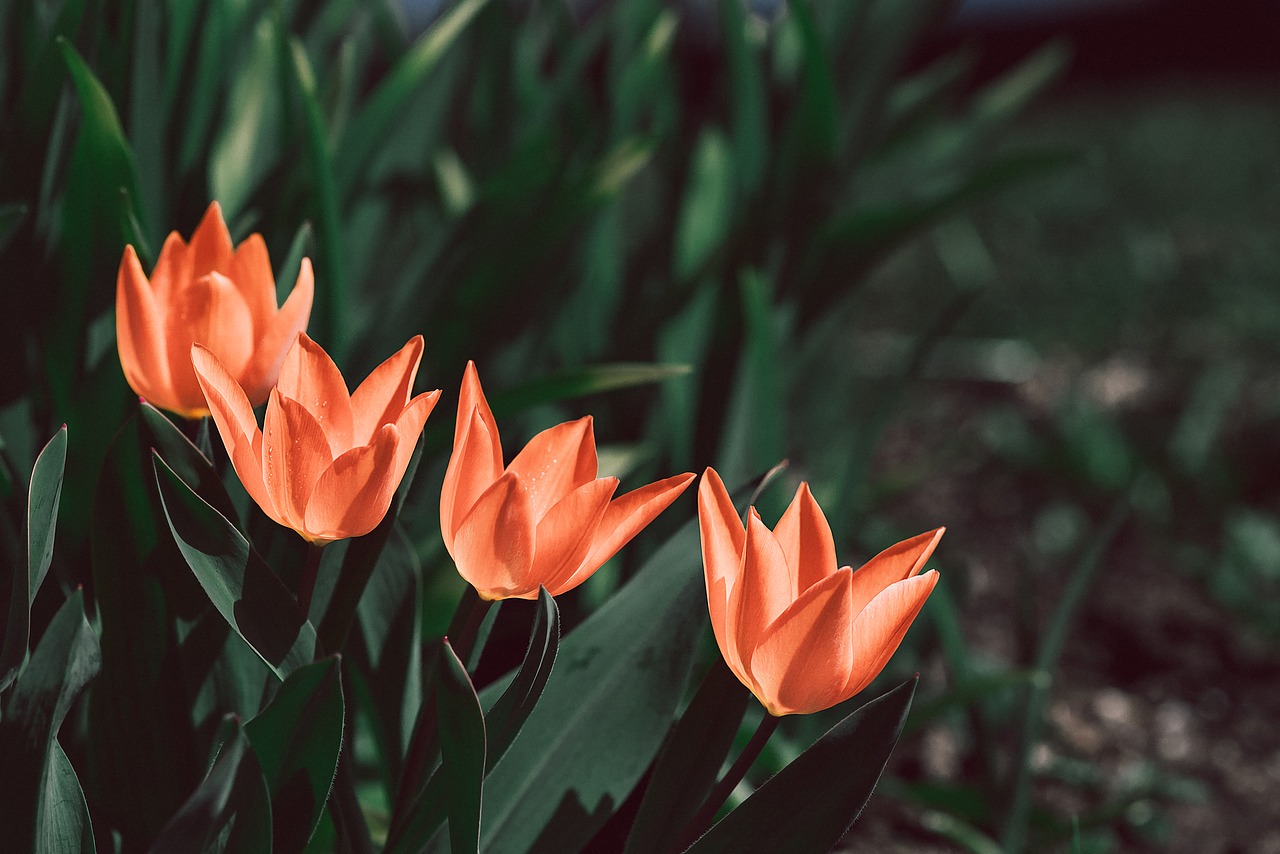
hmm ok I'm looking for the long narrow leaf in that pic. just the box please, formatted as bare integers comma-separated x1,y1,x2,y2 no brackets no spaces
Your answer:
153,454,316,679
437,640,486,854
685,677,918,854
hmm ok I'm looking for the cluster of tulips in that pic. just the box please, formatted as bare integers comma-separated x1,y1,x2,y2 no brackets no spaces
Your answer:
116,202,943,840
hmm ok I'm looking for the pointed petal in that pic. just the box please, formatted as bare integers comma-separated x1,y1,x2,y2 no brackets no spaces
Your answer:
240,258,314,405
506,417,597,522
529,477,617,595
454,362,502,469
576,471,696,579
303,423,400,543
698,468,745,668
275,332,354,454
189,201,234,278
728,510,794,673
849,527,944,618
440,396,499,550
116,245,172,407
386,389,440,494
773,482,838,597
262,389,333,533
452,472,536,600
227,232,277,331
842,571,939,699
749,568,854,716
164,271,256,415
148,231,190,307
350,335,425,444
191,345,277,525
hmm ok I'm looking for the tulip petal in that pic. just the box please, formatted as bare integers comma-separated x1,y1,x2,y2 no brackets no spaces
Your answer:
842,570,939,699
748,568,854,716
848,527,944,618
191,345,276,526
275,332,354,454
262,389,333,533
506,417,597,522
116,245,172,406
387,389,439,484
227,232,277,331
189,201,234,278
241,259,314,405
453,472,536,600
570,471,697,588
773,481,838,597
698,468,745,666
164,271,256,414
441,388,504,551
303,423,400,543
529,477,617,596
727,510,793,674
350,335,425,444
148,231,190,308
453,362,502,470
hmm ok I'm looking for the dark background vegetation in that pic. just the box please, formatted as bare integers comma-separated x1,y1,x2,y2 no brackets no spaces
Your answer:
2,0,1279,850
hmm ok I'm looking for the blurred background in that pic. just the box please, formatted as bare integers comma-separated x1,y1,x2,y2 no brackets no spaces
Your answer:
3,0,1280,850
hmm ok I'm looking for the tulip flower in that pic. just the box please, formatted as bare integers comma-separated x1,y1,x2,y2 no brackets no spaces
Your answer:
441,361,695,600
116,201,314,419
192,333,439,545
698,467,942,716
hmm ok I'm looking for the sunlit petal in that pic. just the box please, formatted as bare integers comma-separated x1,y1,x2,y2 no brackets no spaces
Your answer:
749,569,854,716
350,335,425,444
506,416,596,522
303,424,400,543
453,472,536,600
773,481,838,596
276,332,354,454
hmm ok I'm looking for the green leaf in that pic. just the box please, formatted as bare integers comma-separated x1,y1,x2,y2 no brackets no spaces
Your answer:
1,425,67,692
437,640,486,854
624,658,750,854
150,718,273,854
0,591,101,854
37,742,95,854
153,453,317,679
674,130,734,282
489,363,691,419
481,587,560,772
289,37,348,357
139,403,239,520
349,523,424,790
209,17,284,223
387,588,560,852
337,0,492,201
245,657,345,854
685,677,918,854
477,510,705,853
719,0,767,196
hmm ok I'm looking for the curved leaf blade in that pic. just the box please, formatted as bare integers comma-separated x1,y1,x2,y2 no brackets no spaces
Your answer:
153,453,316,679
0,591,101,853
684,677,918,854
1,425,68,692
478,511,705,854
438,640,486,854
150,718,272,854
245,657,345,854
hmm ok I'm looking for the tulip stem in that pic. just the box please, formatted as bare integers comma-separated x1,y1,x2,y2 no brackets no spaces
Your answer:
676,709,780,850
297,542,325,620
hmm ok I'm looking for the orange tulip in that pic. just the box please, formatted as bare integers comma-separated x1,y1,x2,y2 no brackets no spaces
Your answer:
698,467,942,716
116,201,313,419
441,361,695,600
192,333,439,545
